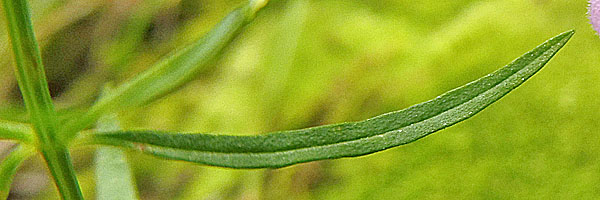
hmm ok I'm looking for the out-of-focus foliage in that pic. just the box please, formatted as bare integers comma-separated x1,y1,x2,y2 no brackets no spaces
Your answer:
0,0,597,199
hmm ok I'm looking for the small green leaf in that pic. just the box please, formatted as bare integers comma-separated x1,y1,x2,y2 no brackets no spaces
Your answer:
0,119,34,143
89,30,574,168
0,145,35,199
61,0,270,141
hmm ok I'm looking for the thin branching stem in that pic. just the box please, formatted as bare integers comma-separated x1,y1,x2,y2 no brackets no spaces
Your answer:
1,0,83,199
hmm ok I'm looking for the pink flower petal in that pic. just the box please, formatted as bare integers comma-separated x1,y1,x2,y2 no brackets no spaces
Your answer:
590,0,600,35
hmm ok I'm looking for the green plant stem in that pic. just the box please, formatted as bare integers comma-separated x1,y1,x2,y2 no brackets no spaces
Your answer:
1,0,83,199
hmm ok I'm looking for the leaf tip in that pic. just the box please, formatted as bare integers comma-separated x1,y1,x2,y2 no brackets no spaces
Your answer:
565,29,575,37
557,30,576,42
544,30,575,51
250,0,270,13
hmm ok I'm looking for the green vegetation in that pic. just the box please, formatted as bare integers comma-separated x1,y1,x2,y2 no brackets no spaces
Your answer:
0,0,595,199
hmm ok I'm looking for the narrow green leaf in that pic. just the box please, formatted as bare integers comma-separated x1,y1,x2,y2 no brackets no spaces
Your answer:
90,31,574,168
0,145,35,199
0,119,34,143
61,0,270,141
2,0,83,199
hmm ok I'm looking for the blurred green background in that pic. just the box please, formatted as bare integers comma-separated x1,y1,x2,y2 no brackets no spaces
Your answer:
1,0,599,199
